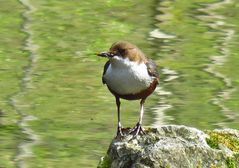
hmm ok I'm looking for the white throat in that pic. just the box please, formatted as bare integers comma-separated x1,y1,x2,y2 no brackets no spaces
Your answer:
104,56,154,95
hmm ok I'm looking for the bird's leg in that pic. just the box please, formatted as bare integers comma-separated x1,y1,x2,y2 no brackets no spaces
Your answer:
116,97,124,136
130,98,146,136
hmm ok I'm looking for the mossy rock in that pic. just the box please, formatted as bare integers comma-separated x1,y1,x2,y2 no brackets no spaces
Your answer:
98,125,239,168
206,129,239,168
98,155,112,168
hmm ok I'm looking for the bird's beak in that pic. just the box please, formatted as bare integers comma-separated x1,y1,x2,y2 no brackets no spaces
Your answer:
97,51,114,58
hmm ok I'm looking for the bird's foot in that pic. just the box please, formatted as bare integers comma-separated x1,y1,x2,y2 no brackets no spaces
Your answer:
116,126,124,138
129,122,145,136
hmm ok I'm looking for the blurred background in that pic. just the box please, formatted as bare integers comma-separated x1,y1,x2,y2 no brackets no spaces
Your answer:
1,0,239,167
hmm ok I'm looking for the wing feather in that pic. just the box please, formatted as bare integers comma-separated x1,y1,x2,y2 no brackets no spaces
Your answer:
102,60,110,84
146,59,159,81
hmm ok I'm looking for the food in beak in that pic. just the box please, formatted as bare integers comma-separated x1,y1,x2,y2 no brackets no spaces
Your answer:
97,52,114,57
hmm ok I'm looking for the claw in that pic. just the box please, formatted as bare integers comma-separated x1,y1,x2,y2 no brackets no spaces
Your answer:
116,126,124,137
129,122,145,136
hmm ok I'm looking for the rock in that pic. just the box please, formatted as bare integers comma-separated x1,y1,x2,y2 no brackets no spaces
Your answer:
98,125,239,168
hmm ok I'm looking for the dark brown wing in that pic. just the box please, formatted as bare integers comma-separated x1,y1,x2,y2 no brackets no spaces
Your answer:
102,60,110,84
146,59,159,81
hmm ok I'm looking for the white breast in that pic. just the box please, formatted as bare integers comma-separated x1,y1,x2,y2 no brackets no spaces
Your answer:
103,56,154,95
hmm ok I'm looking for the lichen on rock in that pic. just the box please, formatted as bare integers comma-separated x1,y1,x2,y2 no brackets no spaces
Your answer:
98,125,239,168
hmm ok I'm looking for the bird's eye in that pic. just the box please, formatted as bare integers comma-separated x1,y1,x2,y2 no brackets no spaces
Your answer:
118,48,126,55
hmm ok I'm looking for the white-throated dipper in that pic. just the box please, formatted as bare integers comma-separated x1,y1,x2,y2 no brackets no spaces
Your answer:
97,41,159,136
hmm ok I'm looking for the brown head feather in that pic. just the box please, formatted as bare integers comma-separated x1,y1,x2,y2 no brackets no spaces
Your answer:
110,41,146,63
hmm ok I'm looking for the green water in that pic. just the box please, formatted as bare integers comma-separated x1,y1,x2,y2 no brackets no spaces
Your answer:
0,0,239,167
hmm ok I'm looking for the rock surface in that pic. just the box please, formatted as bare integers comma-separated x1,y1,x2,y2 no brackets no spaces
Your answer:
98,125,239,168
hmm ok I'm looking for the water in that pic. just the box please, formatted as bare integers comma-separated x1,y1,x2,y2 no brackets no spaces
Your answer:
0,0,239,167
155,0,239,129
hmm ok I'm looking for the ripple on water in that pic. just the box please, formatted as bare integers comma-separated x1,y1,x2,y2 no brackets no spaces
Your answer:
12,0,40,167
197,0,237,127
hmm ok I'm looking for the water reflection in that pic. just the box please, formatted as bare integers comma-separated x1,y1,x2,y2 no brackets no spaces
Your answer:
152,0,239,130
197,0,237,127
1,0,239,167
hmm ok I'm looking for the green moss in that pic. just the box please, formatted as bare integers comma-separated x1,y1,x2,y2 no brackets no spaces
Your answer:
206,131,239,152
225,157,237,168
206,134,220,149
97,155,111,168
206,131,239,168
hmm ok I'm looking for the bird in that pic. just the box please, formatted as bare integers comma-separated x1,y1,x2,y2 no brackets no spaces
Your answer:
97,41,159,136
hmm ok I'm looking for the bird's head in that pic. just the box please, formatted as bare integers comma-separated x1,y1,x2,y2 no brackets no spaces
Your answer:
97,41,146,63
